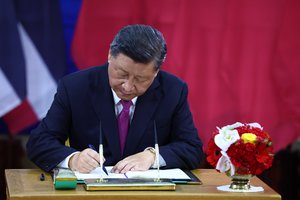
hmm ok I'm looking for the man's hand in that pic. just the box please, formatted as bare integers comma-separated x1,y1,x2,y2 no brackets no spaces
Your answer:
111,150,155,174
69,148,104,173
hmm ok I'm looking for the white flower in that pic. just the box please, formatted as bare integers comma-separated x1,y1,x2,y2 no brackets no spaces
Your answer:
214,128,240,152
216,151,235,176
247,122,263,130
219,122,243,131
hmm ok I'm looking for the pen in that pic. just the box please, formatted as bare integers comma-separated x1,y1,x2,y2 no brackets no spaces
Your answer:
88,143,108,175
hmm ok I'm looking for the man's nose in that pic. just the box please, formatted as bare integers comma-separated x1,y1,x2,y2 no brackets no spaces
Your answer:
122,79,134,92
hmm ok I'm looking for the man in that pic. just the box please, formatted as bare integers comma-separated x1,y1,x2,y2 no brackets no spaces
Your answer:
27,24,203,174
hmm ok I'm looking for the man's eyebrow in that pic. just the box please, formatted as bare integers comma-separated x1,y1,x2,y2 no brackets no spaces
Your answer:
116,66,127,73
135,75,147,79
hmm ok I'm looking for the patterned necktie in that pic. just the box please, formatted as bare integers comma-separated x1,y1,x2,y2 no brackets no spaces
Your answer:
118,100,132,155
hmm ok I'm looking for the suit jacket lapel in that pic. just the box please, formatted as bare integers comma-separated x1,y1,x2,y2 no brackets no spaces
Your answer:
124,76,162,156
88,65,122,160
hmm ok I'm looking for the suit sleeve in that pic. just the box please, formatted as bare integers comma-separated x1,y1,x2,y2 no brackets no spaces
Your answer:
159,83,204,169
26,79,77,172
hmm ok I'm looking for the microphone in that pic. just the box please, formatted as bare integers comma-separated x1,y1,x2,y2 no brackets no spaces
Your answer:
154,120,160,182
98,121,108,181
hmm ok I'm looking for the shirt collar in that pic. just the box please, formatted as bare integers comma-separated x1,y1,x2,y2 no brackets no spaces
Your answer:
111,89,137,105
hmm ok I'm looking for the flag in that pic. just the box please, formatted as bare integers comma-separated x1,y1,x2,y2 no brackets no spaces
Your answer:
71,0,300,152
0,0,66,134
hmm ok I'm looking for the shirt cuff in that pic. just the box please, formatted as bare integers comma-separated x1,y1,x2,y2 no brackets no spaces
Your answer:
57,152,79,169
144,147,166,168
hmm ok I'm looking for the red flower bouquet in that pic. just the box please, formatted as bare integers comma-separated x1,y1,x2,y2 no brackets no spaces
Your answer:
206,122,274,176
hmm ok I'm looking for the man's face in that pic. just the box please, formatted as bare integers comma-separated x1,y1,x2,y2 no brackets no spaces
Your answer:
108,53,158,101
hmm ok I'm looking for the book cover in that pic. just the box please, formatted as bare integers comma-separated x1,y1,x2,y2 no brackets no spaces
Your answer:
84,178,176,191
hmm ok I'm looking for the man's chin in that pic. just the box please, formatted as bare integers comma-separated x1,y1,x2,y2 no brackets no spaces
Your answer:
122,96,135,101
117,92,135,101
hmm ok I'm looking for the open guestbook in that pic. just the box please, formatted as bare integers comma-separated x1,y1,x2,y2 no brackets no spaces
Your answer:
53,166,201,191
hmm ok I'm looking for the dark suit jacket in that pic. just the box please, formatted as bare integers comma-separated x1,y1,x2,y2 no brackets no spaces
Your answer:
27,64,203,172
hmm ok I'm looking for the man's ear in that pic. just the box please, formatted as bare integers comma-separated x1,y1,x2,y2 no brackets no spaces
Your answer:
154,69,159,77
108,50,112,63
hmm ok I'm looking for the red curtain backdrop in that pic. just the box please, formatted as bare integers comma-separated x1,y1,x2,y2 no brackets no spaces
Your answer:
72,0,300,152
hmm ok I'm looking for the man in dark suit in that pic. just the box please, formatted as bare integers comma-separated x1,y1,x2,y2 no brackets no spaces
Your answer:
27,24,203,174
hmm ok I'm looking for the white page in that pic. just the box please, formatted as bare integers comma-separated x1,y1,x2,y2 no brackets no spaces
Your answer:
75,166,125,180
126,168,191,180
74,166,190,180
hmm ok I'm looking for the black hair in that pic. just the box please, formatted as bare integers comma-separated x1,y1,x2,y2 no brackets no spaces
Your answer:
110,24,167,69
